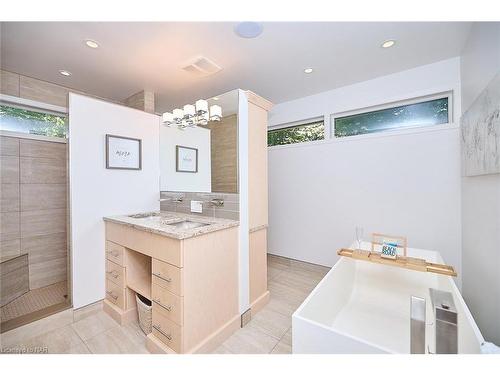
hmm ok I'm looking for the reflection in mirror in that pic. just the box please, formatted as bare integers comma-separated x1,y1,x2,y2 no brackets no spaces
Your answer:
206,112,238,193
159,89,239,195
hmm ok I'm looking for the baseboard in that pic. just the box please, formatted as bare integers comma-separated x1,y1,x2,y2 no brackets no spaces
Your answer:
145,314,241,354
103,300,137,325
250,290,270,315
146,333,177,354
190,314,241,353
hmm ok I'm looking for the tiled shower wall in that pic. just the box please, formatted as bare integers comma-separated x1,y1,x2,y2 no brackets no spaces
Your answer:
0,136,68,290
160,191,239,220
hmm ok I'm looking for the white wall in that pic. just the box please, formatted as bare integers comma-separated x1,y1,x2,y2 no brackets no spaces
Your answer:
159,125,211,192
69,94,160,308
461,23,500,111
460,23,500,345
268,58,463,285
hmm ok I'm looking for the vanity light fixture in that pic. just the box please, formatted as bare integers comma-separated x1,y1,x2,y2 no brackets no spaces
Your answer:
304,67,313,74
183,104,195,117
162,112,174,124
196,99,210,126
200,111,210,124
85,39,99,49
196,99,208,113
209,105,222,121
162,99,222,129
59,70,72,76
183,104,195,126
212,97,219,101
173,108,184,121
381,39,396,48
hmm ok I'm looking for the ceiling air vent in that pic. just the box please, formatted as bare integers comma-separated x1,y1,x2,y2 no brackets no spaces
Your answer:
181,56,222,77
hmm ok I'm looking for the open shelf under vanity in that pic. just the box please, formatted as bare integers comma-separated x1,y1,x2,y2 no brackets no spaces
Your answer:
125,249,152,300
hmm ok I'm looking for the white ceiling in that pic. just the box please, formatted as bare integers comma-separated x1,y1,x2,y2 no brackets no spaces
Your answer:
1,22,472,112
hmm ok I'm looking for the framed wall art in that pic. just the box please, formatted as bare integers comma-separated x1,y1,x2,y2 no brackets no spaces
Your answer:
176,145,198,173
106,134,142,170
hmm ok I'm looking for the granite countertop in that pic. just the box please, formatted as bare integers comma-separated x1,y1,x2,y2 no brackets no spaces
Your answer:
103,211,239,240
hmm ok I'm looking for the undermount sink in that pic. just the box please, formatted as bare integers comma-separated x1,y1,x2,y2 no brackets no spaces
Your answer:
167,220,210,230
127,213,211,230
128,212,161,219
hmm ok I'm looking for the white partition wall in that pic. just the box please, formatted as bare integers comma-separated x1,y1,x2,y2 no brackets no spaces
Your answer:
69,93,160,308
237,90,250,314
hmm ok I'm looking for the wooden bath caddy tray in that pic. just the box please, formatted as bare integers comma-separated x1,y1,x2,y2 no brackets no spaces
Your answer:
337,248,457,277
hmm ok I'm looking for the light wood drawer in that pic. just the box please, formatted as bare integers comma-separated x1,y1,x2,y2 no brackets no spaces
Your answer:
106,241,124,266
152,306,182,353
105,259,125,288
106,222,182,267
152,284,183,325
152,259,183,296
105,278,126,310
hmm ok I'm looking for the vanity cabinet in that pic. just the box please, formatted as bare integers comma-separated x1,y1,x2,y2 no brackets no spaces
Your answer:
103,220,239,354
104,238,147,314
152,259,183,295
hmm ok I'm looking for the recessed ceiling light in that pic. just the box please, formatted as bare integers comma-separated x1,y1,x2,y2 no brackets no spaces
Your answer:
304,68,313,74
59,70,72,77
381,40,396,48
234,22,263,39
85,39,99,49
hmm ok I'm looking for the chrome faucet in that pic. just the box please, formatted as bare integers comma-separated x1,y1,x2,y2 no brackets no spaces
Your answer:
159,194,184,203
209,198,224,207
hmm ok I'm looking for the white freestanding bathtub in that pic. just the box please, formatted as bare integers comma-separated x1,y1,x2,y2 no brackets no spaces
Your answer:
292,242,484,354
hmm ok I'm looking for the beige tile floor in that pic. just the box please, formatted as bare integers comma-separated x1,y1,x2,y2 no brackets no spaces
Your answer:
0,255,329,354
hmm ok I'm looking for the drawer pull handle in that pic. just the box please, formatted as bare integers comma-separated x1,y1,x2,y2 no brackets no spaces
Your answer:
153,272,172,283
106,270,119,278
106,290,118,300
153,324,172,340
153,299,172,311
107,250,119,257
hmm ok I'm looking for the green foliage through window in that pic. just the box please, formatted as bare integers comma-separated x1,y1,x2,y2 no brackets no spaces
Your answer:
0,104,67,138
268,121,324,146
334,97,449,138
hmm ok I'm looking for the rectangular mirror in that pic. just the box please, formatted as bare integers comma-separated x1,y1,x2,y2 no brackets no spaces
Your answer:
159,89,239,194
